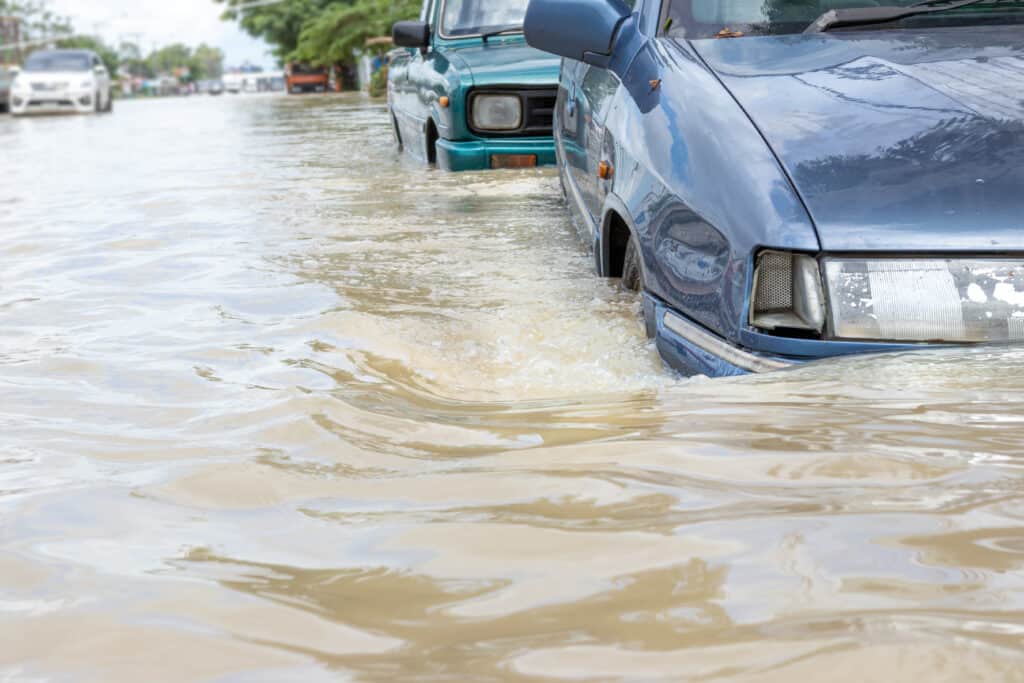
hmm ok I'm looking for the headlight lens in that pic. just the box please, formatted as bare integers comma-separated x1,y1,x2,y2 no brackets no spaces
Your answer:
12,78,29,92
825,258,1024,343
750,251,825,334
471,94,522,131
80,79,95,89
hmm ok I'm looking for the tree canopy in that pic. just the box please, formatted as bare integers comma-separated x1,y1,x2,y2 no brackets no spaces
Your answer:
291,0,418,67
216,0,419,68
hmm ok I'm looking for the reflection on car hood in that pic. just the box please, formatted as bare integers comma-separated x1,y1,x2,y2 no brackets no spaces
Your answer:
689,27,1024,252
444,38,560,88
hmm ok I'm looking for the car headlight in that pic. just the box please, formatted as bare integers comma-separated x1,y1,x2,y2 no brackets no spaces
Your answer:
825,258,1024,343
750,250,825,334
12,78,29,92
471,94,522,131
80,79,95,89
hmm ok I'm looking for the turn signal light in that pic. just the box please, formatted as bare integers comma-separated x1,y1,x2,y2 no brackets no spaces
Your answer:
598,161,614,179
439,96,450,108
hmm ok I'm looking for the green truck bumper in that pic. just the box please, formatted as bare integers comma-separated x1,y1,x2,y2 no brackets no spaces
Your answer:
436,137,557,172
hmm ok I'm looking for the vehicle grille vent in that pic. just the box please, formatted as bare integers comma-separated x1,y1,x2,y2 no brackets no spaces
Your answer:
523,90,556,134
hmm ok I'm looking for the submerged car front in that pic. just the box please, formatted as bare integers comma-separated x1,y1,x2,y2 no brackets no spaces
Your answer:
667,1,1024,375
10,50,101,116
528,0,1024,377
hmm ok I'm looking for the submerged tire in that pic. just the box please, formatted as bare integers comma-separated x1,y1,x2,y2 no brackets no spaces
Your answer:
622,237,656,338
621,237,644,292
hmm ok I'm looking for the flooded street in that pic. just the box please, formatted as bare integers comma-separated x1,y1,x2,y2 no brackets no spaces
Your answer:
2,94,1024,681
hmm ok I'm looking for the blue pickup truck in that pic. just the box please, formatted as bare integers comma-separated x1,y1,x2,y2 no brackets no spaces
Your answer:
387,0,561,171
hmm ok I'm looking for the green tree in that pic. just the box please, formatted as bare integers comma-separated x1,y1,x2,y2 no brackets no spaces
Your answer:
0,0,72,62
119,41,153,79
214,0,336,63
291,0,417,68
147,42,194,78
192,43,224,80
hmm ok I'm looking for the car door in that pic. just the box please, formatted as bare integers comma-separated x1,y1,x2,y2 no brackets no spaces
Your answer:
393,0,439,159
558,58,588,207
575,64,621,223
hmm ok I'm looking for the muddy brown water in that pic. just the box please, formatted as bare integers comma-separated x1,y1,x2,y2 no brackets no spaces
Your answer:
1,94,1023,682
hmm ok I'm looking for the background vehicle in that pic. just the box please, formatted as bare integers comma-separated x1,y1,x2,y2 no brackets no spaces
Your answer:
286,63,328,93
525,0,1024,377
388,0,561,171
9,49,112,116
223,72,243,94
0,66,14,113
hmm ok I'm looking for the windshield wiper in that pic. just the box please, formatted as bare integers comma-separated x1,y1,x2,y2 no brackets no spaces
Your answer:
804,0,1002,33
481,26,522,42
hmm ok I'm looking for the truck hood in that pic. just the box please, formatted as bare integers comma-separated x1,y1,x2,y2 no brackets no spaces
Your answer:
444,38,560,88
690,27,1024,252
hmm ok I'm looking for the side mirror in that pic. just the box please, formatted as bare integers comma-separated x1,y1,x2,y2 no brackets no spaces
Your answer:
392,21,430,49
524,0,630,67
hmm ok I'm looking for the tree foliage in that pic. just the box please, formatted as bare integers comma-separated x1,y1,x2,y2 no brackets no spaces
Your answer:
216,0,419,69
215,0,336,62
0,0,71,42
291,0,418,67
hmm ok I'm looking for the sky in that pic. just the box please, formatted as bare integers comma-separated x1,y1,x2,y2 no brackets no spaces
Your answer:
49,0,275,69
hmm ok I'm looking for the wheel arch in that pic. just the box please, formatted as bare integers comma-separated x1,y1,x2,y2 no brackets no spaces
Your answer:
425,117,439,164
599,194,641,279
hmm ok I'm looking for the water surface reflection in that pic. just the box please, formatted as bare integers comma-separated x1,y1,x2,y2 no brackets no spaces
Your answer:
0,95,1022,681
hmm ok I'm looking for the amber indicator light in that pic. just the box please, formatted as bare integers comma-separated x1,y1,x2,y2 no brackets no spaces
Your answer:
598,160,614,179
439,96,450,108
491,154,538,169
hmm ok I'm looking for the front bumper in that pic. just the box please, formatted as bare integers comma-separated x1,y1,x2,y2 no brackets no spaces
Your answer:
436,137,556,172
10,91,95,115
647,295,917,378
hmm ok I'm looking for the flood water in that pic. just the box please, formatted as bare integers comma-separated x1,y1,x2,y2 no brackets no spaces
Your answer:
1,94,1023,682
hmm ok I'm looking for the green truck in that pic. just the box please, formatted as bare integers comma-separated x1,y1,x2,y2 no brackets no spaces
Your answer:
387,0,561,171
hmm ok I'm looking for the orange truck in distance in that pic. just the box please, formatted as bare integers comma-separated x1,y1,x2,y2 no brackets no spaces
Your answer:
285,63,328,94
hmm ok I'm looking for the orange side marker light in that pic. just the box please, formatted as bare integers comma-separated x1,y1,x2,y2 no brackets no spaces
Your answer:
598,160,614,180
439,96,450,108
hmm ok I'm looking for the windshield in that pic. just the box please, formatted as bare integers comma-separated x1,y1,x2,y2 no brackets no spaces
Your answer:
664,0,1024,38
23,52,92,73
440,0,529,37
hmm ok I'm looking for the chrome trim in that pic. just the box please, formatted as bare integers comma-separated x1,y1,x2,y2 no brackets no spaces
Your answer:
662,310,791,373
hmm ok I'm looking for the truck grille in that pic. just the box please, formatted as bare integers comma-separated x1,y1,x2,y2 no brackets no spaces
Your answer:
468,88,558,137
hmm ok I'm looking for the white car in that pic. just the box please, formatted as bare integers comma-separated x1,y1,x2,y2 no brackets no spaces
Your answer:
9,49,113,116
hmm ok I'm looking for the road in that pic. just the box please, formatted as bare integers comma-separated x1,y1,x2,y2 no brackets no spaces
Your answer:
0,94,1022,681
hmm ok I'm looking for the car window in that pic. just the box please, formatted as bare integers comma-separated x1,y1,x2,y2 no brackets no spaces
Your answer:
440,0,529,37
663,0,1024,38
23,52,92,72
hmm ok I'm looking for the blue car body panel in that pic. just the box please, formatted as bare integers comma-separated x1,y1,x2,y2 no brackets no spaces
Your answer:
536,1,1024,377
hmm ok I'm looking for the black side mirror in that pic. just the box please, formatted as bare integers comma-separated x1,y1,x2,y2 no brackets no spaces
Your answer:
393,21,430,49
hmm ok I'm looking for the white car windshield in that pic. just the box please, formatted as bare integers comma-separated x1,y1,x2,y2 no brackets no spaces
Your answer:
23,52,92,73
441,0,529,37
